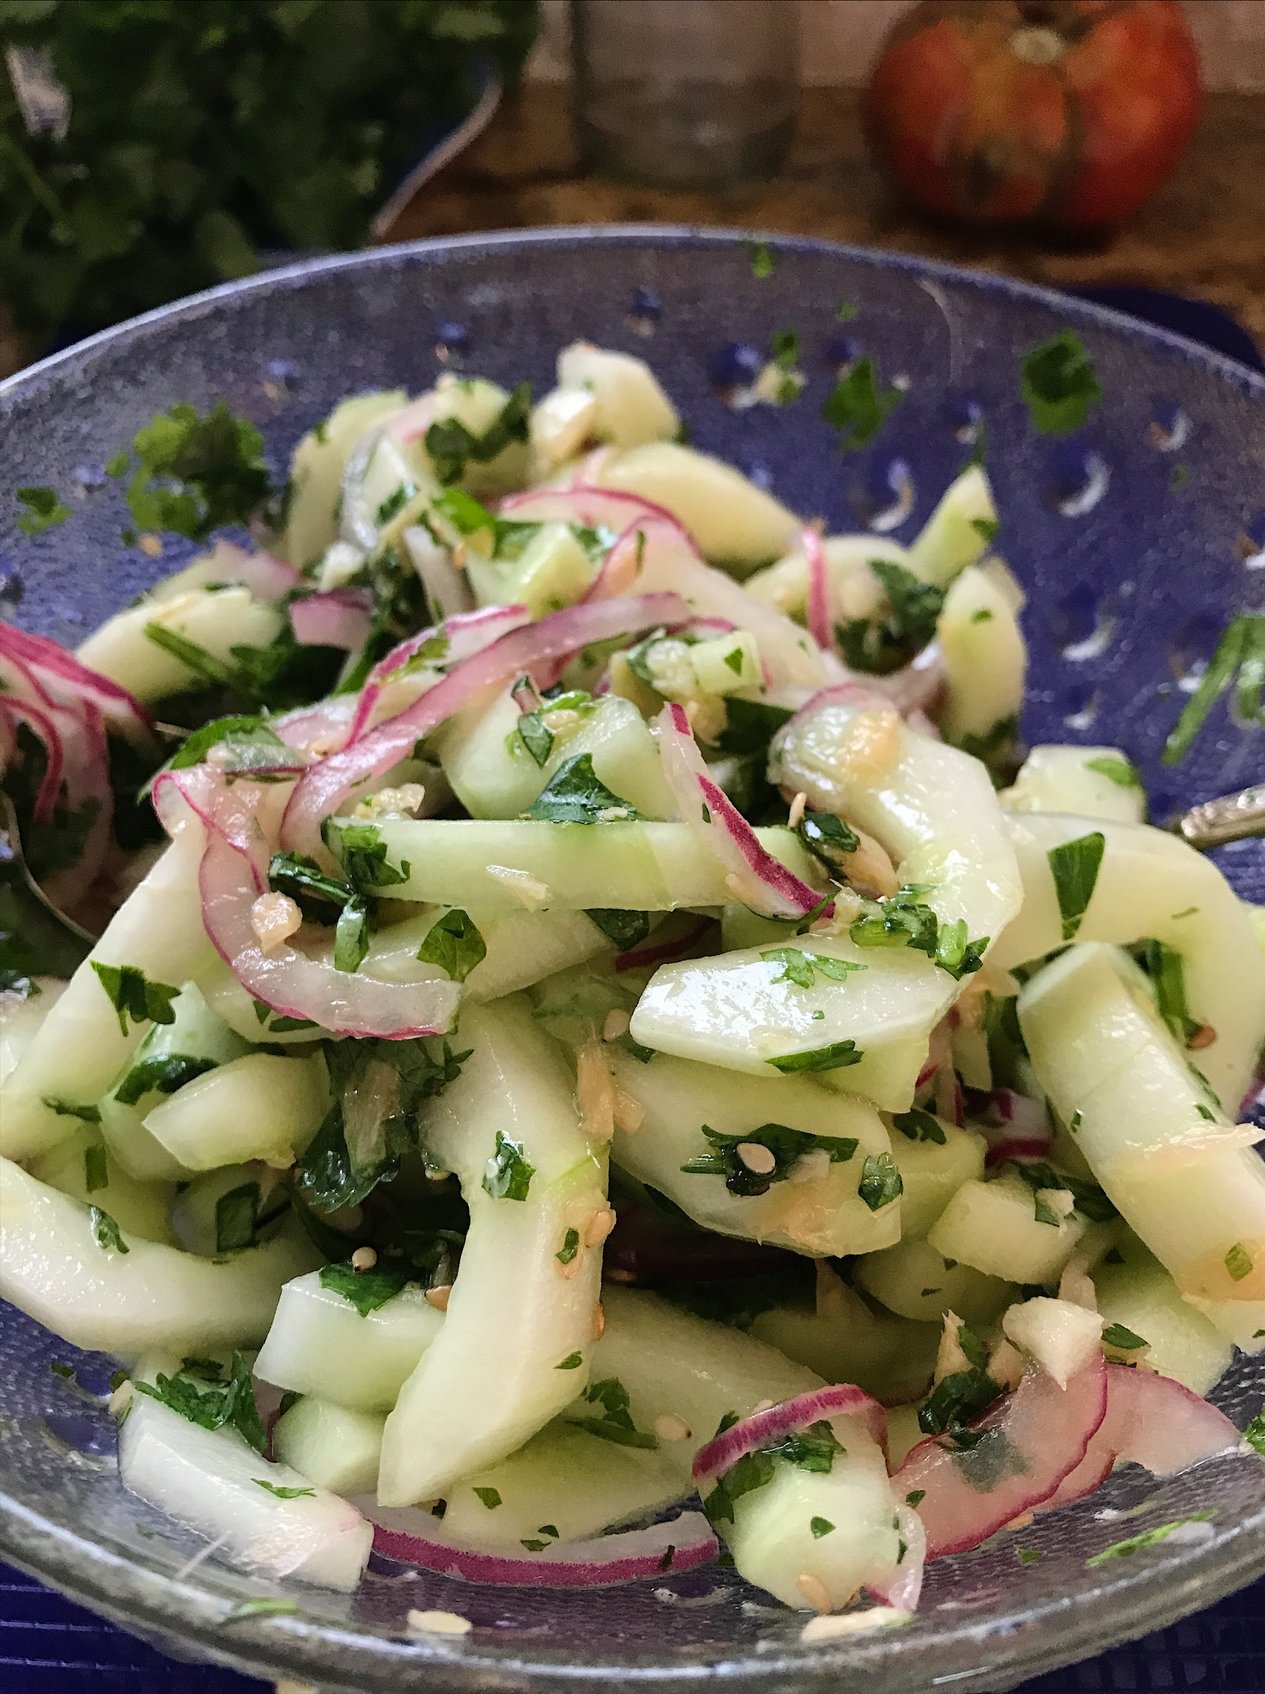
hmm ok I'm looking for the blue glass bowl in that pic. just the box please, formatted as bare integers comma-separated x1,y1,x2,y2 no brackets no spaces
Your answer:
1,229,1262,1694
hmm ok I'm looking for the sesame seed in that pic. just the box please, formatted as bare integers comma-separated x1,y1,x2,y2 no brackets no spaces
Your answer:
787,790,808,830
350,1246,378,1272
800,1607,909,1642
424,1284,452,1311
591,1301,606,1340
1187,1023,1217,1050
138,532,164,558
654,1414,691,1442
602,1009,631,1042
736,1141,777,1175
407,1608,472,1636
584,1207,616,1248
795,1572,834,1613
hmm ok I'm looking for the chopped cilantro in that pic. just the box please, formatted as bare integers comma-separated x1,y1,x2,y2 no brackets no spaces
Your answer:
83,1141,109,1193
416,909,486,983
483,1131,535,1202
215,1182,262,1253
114,1053,217,1106
333,896,369,973
1020,331,1102,435
759,947,866,989
16,485,71,536
267,851,352,916
823,359,902,451
1242,1410,1265,1455
571,1377,657,1449
1085,754,1140,789
905,1489,925,1507
133,1353,265,1451
1047,832,1106,942
704,1421,843,1526
42,1096,101,1123
1101,1323,1148,1351
1142,938,1199,1043
715,697,793,755
473,1487,502,1509
971,517,1000,544
1162,613,1265,765
749,241,775,278
1016,1547,1042,1565
118,403,271,541
836,561,943,674
424,382,531,485
556,1230,581,1266
522,754,640,824
556,1351,584,1370
1007,1160,1115,1222
681,1121,858,1196
434,487,497,537
858,1151,903,1211
970,607,994,624
253,1478,315,1500
850,886,987,979
918,1331,1001,1442
91,963,179,1034
375,483,416,526
90,1207,129,1254
516,711,555,766
585,908,652,951
810,1516,835,1538
723,646,746,675
1226,1241,1252,1282
1085,1513,1216,1567
796,808,860,871
160,715,285,779
766,1039,862,1074
891,1108,946,1145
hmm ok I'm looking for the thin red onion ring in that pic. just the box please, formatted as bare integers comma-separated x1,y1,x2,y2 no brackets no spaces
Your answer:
803,527,834,654
498,484,686,539
345,604,531,746
613,914,716,974
206,541,304,603
692,1383,889,1484
1,621,154,741
0,695,65,822
289,588,372,652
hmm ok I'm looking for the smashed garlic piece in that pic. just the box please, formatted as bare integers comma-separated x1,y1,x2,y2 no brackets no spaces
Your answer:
250,891,302,952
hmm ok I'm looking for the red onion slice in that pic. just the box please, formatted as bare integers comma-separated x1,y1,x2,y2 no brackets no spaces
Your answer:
1040,1363,1239,1512
613,914,716,974
0,694,65,822
868,1503,926,1611
289,589,372,652
282,593,690,854
206,541,304,603
803,527,834,654
367,1505,716,1587
656,703,830,921
692,1384,889,1484
345,605,531,745
1,621,154,741
894,1358,1108,1560
499,484,686,539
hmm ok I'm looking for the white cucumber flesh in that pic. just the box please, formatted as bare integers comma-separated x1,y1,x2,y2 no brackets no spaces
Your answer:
608,1049,900,1256
855,1235,1011,1325
143,1051,329,1171
556,344,680,449
29,1127,178,1247
118,1394,371,1589
377,999,605,1504
281,389,406,568
927,1174,1087,1284
904,465,997,587
887,1115,987,1237
470,521,595,616
938,564,1027,745
744,535,908,622
363,906,613,1004
750,1283,939,1406
77,587,284,704
254,1271,442,1411
1002,745,1146,824
994,814,1265,1111
0,979,65,1083
1093,1244,1233,1395
272,1397,386,1497
0,1156,316,1357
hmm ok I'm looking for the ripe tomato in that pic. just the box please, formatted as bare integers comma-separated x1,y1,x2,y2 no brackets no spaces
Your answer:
864,0,1202,231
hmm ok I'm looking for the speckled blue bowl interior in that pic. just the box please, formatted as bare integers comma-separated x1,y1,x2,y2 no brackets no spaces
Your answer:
0,229,1262,1694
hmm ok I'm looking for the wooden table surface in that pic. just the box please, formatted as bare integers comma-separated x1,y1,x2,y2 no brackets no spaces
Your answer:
388,83,1265,352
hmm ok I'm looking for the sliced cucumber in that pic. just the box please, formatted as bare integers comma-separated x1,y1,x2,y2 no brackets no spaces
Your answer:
0,1157,316,1357
281,389,406,568
0,978,65,1084
628,931,956,1113
938,563,1026,746
254,1271,442,1411
744,535,908,622
272,1397,386,1497
1,830,215,1162
377,998,606,1505
887,1114,987,1237
466,521,594,615
904,465,997,587
608,1049,900,1256
348,818,819,913
595,442,801,572
143,1051,329,1171
29,1127,178,1247
169,1164,290,1258
1094,1246,1234,1395
927,1173,1087,1284
994,814,1265,1110
1002,745,1146,824
423,376,531,497
750,1278,939,1405
529,962,644,1048
77,587,285,704
854,1236,1011,1325
363,907,612,1004
556,344,679,450
198,955,328,1048
118,1394,371,1589
1019,941,1265,1340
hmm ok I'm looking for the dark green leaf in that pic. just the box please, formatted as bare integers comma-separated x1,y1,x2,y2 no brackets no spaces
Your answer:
416,909,486,983
1162,614,1265,765
1047,832,1106,941
42,1096,101,1123
759,947,865,989
515,712,555,766
114,1053,216,1106
522,754,640,824
482,1130,535,1201
822,359,901,451
16,485,71,536
133,1352,264,1452
90,1205,128,1253
715,698,793,756
556,1229,581,1266
215,1182,261,1253
159,715,283,778
836,561,944,675
91,962,179,1034
858,1151,903,1211
556,1350,583,1370
1226,1241,1252,1282
333,896,370,973
319,1260,410,1316
473,1486,502,1509
585,908,652,951
1242,1409,1265,1455
797,808,860,871
1142,938,1199,1043
570,1376,657,1448
1085,1513,1216,1567
1085,754,1140,789
1101,1322,1148,1351
766,1040,863,1074
891,1109,946,1145
810,1515,835,1538
84,1140,109,1193
425,383,531,485
1020,331,1102,435
681,1121,858,1196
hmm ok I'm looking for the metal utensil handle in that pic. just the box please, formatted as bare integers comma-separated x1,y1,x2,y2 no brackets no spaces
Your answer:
1178,785,1265,850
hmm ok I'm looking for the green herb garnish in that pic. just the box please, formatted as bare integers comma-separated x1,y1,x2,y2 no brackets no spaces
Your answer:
681,1121,858,1196
482,1131,535,1202
522,754,640,824
416,909,486,983
1047,832,1106,942
857,1151,903,1211
1085,1513,1216,1567
1020,331,1102,435
766,1040,863,1074
823,359,901,451
91,963,179,1034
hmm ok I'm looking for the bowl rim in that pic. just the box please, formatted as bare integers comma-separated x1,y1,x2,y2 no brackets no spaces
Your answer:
1,224,1263,1693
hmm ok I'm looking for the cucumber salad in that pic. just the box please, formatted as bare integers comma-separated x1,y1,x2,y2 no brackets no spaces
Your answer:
1,341,1263,1627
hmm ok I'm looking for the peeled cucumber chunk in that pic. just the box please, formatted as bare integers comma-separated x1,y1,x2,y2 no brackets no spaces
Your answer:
272,1397,386,1497
438,1421,684,1548
1019,942,1265,1338
281,389,406,568
529,961,644,1048
437,690,674,821
0,1157,315,1357
0,978,65,1084
927,1174,1087,1284
557,343,680,449
938,564,1026,746
467,522,594,615
255,1272,442,1411
719,1412,903,1611
377,999,605,1505
169,1164,290,1257
29,1127,178,1247
1,829,215,1162
904,465,997,587
353,818,820,913
628,931,956,1112
77,587,285,704
744,535,907,622
1002,746,1146,825
143,1051,329,1171
855,1236,1011,1325
751,1280,939,1406
887,1115,987,1237
994,814,1265,1111
423,376,530,497
1093,1243,1233,1395
364,906,612,1004
118,1394,371,1590
594,441,801,571
608,1049,900,1256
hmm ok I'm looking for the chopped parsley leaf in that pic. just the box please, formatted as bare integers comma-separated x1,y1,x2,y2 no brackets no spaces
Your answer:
891,1108,947,1145
857,1151,903,1211
215,1182,262,1253
1226,1241,1253,1282
416,908,486,983
681,1121,858,1196
114,1053,217,1106
220,1598,299,1625
522,754,641,824
90,1207,129,1254
319,1260,410,1316
749,241,775,278
91,963,179,1035
823,359,902,451
766,1039,862,1074
556,1351,584,1370
1242,1409,1265,1455
253,1478,316,1500
1101,1323,1148,1351
1085,754,1140,789
850,886,987,979
1020,331,1102,435
585,908,652,951
796,808,860,872
473,1487,502,1509
1085,1513,1215,1567
836,561,943,674
571,1377,657,1449
483,1131,535,1202
1047,832,1106,941
42,1096,101,1123
810,1516,835,1538
424,383,531,485
119,403,271,541
556,1230,581,1266
16,485,71,536
759,947,866,989
83,1141,109,1193
1162,613,1265,765
133,1353,265,1452
1142,938,1199,1044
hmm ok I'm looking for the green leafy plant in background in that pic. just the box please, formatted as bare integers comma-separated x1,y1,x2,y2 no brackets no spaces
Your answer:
0,0,537,355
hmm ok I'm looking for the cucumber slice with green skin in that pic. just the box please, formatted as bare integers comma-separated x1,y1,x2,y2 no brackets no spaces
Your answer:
1018,942,1265,1339
350,819,820,913
717,1412,904,1612
0,979,64,1085
594,442,801,574
904,465,997,588
118,1393,372,1591
1093,1243,1233,1395
594,1288,821,1477
272,1397,386,1498
937,564,1027,746
1002,746,1146,825
143,1051,329,1171
436,1422,685,1549
0,1156,316,1357
608,1050,900,1257
100,980,253,1183
280,389,406,568
1,830,215,1163
628,931,956,1113
927,1173,1088,1284
363,907,613,1004
254,1271,442,1412
886,1115,987,1237
994,815,1265,1112
466,522,595,616
30,1127,178,1247
750,1279,939,1406
377,999,606,1506
437,690,675,822
77,587,285,704
771,699,1023,953
854,1236,1011,1325
690,632,762,697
